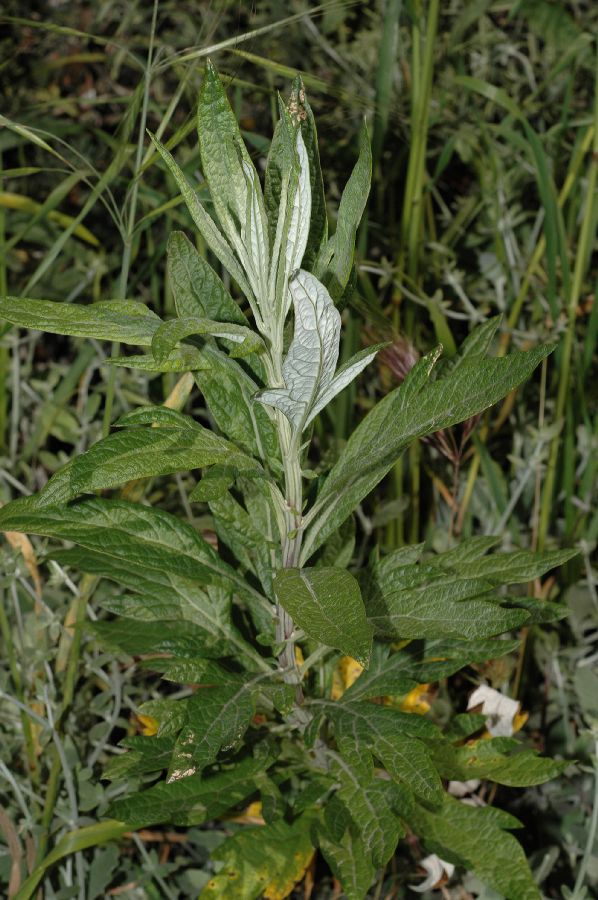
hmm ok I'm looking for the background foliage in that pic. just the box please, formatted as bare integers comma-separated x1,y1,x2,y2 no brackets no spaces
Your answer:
0,1,597,897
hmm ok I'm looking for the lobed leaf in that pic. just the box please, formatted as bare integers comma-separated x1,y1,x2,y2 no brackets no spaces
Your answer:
405,794,541,899
325,701,443,805
302,343,554,561
19,407,260,506
108,754,272,828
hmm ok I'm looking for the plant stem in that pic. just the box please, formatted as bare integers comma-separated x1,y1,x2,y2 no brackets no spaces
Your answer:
537,44,598,550
0,149,8,452
571,735,598,899
35,575,95,865
102,0,159,437
0,588,40,792
277,417,305,703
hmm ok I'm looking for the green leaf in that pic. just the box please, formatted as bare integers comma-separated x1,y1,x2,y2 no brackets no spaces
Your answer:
340,644,418,701
0,297,161,345
325,701,443,805
103,735,176,781
90,619,227,658
107,754,272,828
151,315,265,361
329,756,406,868
411,637,521,681
197,62,266,245
0,497,270,661
366,573,529,640
264,97,298,245
314,123,372,301
210,485,280,601
291,77,328,270
317,825,375,900
405,794,541,900
451,547,578,583
190,465,236,502
150,133,254,303
342,638,520,701
302,343,553,561
257,270,378,433
200,813,316,899
13,821,130,900
432,739,568,787
21,407,260,506
196,346,279,463
167,230,247,325
167,679,258,780
104,346,208,372
273,567,373,665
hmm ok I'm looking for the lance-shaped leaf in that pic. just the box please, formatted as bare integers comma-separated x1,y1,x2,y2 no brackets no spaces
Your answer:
167,230,247,325
103,735,176,782
290,76,327,269
16,406,260,506
197,62,267,247
150,133,255,305
281,130,311,317
442,547,577,583
210,485,281,602
366,579,529,640
314,123,371,302
257,270,379,433
90,619,228,659
105,346,208,372
0,297,161,345
0,497,270,654
404,795,540,900
302,342,554,561
363,542,575,641
341,638,520,703
273,567,373,666
108,754,273,829
324,700,443,805
264,98,301,302
196,346,280,463
240,158,270,312
151,316,265,361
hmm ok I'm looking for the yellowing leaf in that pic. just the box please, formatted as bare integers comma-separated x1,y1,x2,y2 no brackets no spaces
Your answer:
400,684,432,715
0,191,100,245
331,656,364,700
2,527,42,601
136,714,159,737
200,814,316,900
228,801,266,826
263,845,314,900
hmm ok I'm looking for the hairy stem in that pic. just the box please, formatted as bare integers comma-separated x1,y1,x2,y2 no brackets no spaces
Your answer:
277,418,305,702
